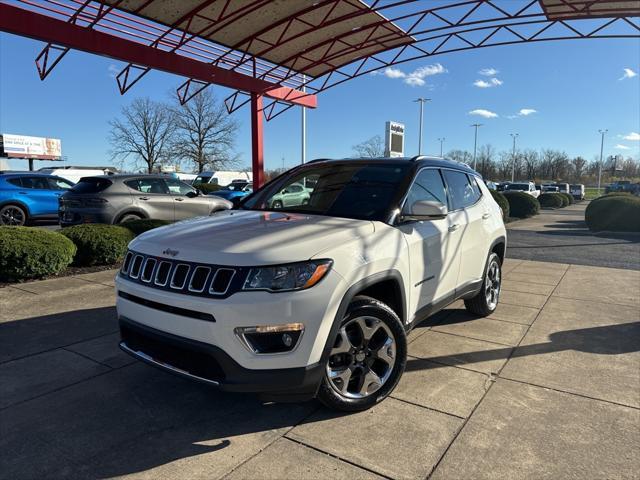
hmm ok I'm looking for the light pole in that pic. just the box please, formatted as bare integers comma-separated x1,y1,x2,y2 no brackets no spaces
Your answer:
301,74,306,164
414,98,431,155
598,129,607,195
510,133,519,182
437,137,445,157
471,123,482,170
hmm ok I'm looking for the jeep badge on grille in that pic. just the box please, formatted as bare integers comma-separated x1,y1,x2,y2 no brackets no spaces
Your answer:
162,248,179,257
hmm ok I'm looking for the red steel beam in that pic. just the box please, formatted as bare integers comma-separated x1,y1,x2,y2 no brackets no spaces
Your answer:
0,3,317,108
250,93,265,188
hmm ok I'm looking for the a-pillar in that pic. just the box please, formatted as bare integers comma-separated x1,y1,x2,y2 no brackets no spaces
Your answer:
251,93,265,188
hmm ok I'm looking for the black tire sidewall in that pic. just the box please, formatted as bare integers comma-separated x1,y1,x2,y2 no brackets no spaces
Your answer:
0,205,27,226
318,297,407,411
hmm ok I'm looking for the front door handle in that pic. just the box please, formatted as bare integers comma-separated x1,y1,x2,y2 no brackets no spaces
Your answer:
482,212,491,219
175,198,184,202
448,224,460,232
138,196,149,201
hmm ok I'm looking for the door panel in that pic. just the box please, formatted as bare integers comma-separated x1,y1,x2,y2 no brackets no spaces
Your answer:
398,168,461,316
19,176,58,216
166,179,211,220
125,178,175,221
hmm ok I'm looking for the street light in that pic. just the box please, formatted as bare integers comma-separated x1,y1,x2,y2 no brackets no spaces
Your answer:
471,123,482,170
437,137,445,157
414,98,431,155
598,129,607,194
510,133,519,182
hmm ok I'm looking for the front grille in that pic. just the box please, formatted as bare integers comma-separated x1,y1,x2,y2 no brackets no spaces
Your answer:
119,250,245,299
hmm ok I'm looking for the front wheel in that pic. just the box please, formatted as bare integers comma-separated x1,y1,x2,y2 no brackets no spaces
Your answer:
464,252,502,316
0,204,27,226
317,295,407,412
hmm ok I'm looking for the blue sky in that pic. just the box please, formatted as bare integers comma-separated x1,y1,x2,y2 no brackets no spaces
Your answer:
1,30,638,172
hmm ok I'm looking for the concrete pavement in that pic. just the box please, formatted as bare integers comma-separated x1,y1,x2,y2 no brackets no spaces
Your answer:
1,258,638,479
506,202,640,270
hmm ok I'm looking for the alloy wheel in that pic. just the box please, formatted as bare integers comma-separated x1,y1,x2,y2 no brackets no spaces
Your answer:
484,260,501,310
0,206,25,226
326,316,396,399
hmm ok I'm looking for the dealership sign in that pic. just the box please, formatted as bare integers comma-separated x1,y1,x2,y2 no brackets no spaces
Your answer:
0,133,62,159
384,121,405,158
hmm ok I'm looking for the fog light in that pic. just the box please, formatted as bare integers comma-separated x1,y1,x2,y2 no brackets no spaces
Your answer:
235,323,304,354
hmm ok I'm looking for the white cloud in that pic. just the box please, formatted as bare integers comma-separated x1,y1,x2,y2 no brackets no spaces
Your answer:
473,77,503,88
377,63,447,87
519,108,537,116
383,67,405,79
621,131,640,141
107,64,120,79
619,68,638,80
479,68,498,76
469,109,498,119
614,144,631,150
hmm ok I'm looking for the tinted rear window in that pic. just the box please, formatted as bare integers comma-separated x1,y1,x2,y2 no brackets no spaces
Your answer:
70,178,112,193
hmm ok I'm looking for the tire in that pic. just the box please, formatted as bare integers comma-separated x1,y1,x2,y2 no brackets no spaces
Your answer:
118,213,143,224
272,200,283,209
0,204,28,226
317,295,407,412
464,252,502,316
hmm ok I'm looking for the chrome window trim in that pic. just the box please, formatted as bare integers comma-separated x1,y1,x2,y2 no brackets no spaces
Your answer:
188,266,211,293
129,255,144,279
140,258,157,283
209,268,236,295
170,263,191,290
154,260,172,287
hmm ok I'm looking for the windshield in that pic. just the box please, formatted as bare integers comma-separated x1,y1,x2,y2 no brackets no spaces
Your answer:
194,175,211,184
241,163,411,221
70,177,112,193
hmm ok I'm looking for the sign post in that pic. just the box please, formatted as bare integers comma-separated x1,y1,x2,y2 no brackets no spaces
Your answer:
385,121,405,158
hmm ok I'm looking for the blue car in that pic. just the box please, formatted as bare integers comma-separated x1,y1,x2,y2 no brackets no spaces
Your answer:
209,182,253,202
0,172,74,225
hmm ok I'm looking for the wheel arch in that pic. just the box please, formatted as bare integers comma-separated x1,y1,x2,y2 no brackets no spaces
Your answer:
489,235,506,264
114,208,147,224
0,199,31,217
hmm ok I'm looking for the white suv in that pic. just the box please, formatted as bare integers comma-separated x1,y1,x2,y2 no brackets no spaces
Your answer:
116,157,506,411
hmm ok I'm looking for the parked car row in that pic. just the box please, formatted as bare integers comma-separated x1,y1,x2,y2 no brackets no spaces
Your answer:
0,171,234,226
493,181,585,200
605,181,640,195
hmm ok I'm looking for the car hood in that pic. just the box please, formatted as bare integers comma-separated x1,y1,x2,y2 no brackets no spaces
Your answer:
129,210,375,266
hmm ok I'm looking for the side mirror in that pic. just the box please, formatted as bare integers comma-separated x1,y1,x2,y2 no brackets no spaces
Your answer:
186,190,198,198
402,200,448,221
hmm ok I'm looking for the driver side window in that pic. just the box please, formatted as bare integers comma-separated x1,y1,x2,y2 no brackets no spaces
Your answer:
403,169,447,213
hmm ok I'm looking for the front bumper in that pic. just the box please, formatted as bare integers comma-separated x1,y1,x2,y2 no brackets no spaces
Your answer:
119,316,323,399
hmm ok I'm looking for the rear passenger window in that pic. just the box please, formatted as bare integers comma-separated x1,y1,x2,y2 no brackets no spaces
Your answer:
443,170,481,210
6,178,22,187
20,177,50,189
403,169,447,213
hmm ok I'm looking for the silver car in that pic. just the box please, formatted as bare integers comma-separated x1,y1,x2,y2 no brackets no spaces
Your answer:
59,174,231,226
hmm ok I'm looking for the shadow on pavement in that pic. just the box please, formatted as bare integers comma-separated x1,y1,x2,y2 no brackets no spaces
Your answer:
407,320,640,372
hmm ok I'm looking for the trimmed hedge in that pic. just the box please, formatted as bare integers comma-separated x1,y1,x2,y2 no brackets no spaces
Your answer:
122,218,171,236
503,191,540,218
539,193,564,208
195,183,223,194
0,227,76,281
61,224,134,266
490,190,509,220
585,194,640,232
559,193,573,206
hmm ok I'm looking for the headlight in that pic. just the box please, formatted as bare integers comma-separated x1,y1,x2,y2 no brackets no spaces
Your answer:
242,260,332,292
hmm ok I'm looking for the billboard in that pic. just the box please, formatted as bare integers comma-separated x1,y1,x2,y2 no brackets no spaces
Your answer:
0,133,62,160
384,121,405,158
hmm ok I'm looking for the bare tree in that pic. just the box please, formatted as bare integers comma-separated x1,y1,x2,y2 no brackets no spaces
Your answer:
476,145,496,178
109,98,176,173
521,149,540,179
447,149,473,165
571,156,587,181
352,135,384,158
171,89,239,173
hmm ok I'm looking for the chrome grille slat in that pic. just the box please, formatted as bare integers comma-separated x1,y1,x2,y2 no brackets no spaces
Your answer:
121,250,238,297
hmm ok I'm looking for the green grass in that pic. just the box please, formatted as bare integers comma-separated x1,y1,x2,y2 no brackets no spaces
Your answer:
585,187,602,200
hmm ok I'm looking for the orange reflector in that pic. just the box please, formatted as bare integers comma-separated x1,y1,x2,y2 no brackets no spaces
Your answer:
303,263,331,289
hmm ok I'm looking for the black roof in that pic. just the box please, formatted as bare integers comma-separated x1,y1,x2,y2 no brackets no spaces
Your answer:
306,156,478,176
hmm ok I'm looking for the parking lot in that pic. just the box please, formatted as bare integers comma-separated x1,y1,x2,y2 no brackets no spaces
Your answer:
2,208,639,480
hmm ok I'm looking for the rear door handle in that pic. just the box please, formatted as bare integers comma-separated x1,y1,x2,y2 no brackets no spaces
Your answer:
138,196,149,201
448,224,460,232
482,212,491,219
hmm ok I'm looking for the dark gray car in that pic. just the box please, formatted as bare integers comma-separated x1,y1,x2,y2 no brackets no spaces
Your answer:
59,174,231,226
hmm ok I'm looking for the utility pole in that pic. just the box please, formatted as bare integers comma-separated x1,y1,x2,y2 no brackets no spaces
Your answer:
471,123,482,170
510,133,519,182
437,137,445,157
598,129,607,195
301,74,306,164
414,98,431,155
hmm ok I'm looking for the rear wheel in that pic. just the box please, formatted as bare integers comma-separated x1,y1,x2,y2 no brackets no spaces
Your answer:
317,295,407,412
118,213,143,224
464,252,502,316
0,204,27,226
272,200,283,209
